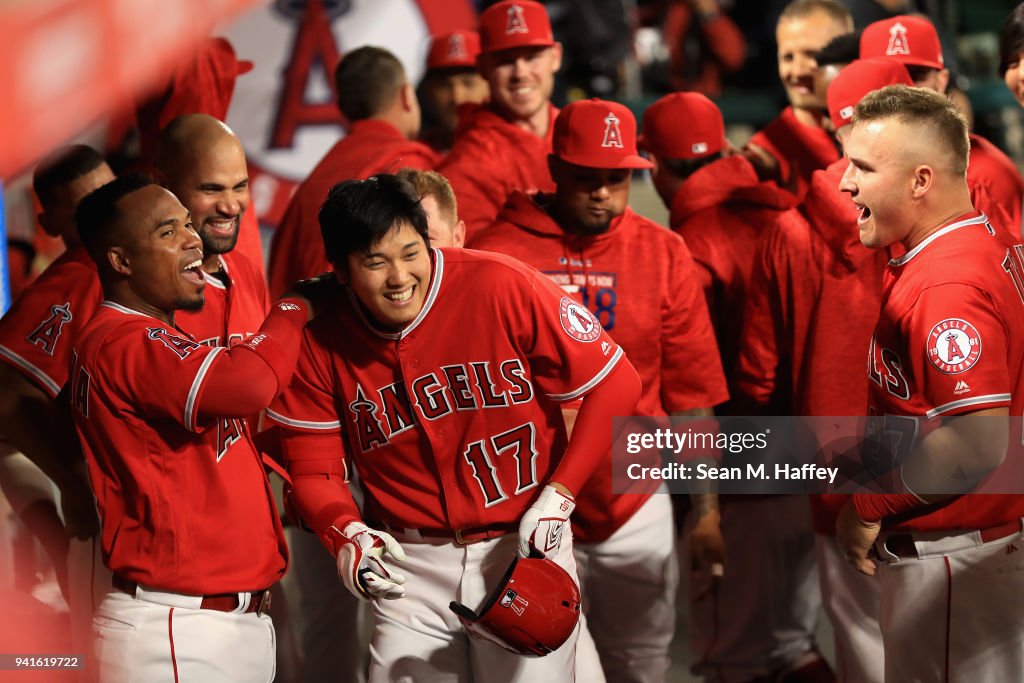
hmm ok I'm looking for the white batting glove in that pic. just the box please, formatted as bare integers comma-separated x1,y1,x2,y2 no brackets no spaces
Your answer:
517,485,576,558
334,522,407,601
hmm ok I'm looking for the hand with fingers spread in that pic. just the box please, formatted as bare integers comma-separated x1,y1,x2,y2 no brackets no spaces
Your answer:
517,484,575,558
333,522,408,601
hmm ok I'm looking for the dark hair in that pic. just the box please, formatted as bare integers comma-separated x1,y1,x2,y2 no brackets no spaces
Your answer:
660,152,724,180
33,145,107,208
334,46,407,121
76,172,155,267
1000,3,1024,76
814,31,860,68
318,174,430,265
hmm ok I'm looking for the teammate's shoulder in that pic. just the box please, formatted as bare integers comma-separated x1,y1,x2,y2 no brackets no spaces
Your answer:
221,250,266,281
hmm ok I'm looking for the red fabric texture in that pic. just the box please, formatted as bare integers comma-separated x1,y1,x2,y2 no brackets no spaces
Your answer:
967,133,1024,239
747,106,839,201
268,119,440,297
175,251,269,348
471,195,727,540
438,103,559,240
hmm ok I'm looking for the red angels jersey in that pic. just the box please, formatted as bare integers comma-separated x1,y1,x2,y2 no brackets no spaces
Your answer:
175,251,270,348
0,247,102,398
267,119,440,298
267,248,625,531
70,302,287,593
470,196,727,541
967,133,1024,238
867,213,1024,532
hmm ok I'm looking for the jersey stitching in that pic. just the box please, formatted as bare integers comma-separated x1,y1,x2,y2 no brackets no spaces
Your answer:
184,347,225,432
265,408,342,430
0,344,61,397
546,346,624,402
925,393,1012,420
890,214,989,267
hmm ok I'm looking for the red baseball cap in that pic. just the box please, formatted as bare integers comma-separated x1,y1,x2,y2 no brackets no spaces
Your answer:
553,99,653,170
427,31,481,70
640,92,724,160
860,15,944,70
478,0,555,55
827,59,914,131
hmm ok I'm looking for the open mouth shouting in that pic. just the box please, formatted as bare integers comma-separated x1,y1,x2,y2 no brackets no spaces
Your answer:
182,256,205,284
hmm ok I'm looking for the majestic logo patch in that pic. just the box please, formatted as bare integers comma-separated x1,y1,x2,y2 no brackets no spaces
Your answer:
559,297,601,342
886,22,910,56
506,3,528,34
601,112,623,148
953,380,971,395
927,318,981,374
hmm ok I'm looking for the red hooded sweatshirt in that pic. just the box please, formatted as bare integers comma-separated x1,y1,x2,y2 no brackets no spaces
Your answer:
748,106,840,201
267,119,439,298
438,103,559,241
669,154,796,405
967,133,1024,238
471,192,728,542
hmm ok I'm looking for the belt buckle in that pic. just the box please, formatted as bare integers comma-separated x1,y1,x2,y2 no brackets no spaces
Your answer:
454,528,483,545
256,590,272,616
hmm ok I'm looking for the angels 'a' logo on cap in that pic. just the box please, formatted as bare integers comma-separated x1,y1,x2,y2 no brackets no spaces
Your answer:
887,22,910,56
559,296,601,342
448,33,467,59
601,112,624,148
839,105,855,120
927,318,981,374
506,3,529,34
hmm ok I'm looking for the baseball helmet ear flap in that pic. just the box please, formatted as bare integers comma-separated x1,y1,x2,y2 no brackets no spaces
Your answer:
449,550,581,656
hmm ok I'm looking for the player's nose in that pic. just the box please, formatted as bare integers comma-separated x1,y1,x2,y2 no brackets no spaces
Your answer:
838,163,856,194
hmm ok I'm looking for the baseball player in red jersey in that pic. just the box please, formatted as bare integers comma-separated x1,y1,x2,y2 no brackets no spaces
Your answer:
737,60,914,683
267,173,641,682
471,99,728,682
418,31,490,154
438,0,562,240
69,173,315,682
268,46,439,297
397,169,467,248
642,92,796,402
836,84,1024,682
860,15,1024,237
1004,4,1024,109
745,0,850,201
154,114,269,346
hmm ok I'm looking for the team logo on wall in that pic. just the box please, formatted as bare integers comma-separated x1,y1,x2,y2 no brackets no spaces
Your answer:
559,297,601,343
927,318,981,374
224,0,473,229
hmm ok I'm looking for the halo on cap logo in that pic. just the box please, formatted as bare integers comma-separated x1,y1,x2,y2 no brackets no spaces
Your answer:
886,22,910,56
927,318,981,374
506,4,528,34
559,297,601,342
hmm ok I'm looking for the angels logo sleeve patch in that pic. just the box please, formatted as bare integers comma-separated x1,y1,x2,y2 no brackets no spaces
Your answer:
927,318,981,374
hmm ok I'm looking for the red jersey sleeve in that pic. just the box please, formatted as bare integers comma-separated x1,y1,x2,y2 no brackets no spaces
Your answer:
660,240,728,411
266,329,343,434
909,283,1011,419
518,267,625,402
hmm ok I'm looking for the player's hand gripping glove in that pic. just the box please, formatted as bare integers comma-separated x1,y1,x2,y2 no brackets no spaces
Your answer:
517,484,576,558
333,522,408,601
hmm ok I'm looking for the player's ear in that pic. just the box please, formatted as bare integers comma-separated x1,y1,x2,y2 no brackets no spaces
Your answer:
453,220,466,249
911,164,934,199
108,246,131,276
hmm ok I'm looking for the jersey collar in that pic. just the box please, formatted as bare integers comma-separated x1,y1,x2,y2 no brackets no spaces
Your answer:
889,213,991,267
346,247,445,340
101,300,158,319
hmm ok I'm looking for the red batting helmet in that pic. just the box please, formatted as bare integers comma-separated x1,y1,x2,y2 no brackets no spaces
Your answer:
449,553,581,656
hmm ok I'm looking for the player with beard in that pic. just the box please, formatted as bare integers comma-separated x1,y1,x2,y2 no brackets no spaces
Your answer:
471,99,728,682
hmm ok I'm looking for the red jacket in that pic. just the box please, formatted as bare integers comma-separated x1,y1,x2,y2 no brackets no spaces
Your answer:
267,119,439,297
438,103,558,240
748,106,839,201
968,133,1024,238
471,193,728,541
669,154,795,405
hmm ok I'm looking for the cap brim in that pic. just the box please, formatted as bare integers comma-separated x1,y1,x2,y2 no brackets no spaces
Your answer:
558,152,654,170
479,38,556,57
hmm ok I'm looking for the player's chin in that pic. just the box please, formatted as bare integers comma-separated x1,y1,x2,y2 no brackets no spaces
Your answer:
175,293,206,313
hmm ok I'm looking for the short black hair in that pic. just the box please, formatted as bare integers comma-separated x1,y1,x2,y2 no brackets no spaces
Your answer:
76,172,155,268
334,46,407,121
660,152,724,180
815,31,860,68
33,145,107,208
1000,3,1024,76
319,174,429,266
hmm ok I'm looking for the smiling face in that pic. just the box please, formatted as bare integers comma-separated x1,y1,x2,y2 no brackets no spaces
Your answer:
839,117,917,249
343,222,432,331
111,185,206,316
164,136,249,271
550,159,631,235
479,44,562,127
777,12,849,111
422,69,490,134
